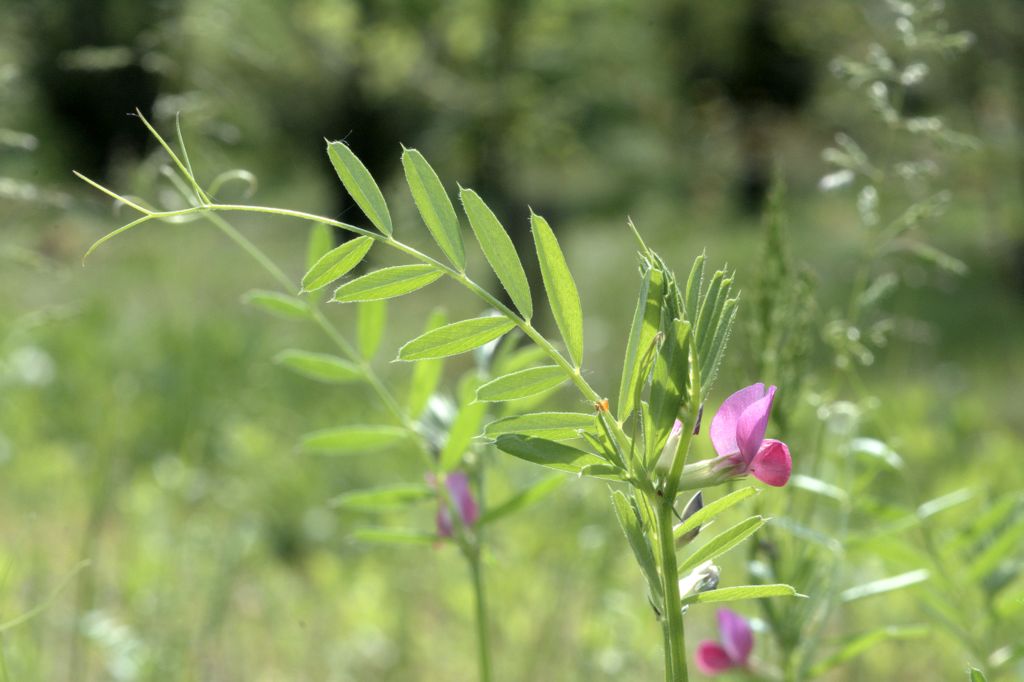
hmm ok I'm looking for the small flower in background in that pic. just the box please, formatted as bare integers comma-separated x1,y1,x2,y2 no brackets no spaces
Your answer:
695,609,753,676
710,383,791,487
431,471,479,538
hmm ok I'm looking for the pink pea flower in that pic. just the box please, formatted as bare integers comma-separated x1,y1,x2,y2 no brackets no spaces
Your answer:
432,471,479,537
695,609,753,675
709,383,791,487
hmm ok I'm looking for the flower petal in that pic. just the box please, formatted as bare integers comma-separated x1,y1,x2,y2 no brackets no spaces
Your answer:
735,386,776,462
749,439,791,487
717,608,754,665
695,641,736,675
445,472,479,526
710,383,766,456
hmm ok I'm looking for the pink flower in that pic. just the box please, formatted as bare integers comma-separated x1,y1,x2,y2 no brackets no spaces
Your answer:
433,471,479,537
695,609,753,675
709,383,791,487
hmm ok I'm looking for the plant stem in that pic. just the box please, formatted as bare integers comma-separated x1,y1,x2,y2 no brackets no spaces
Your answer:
656,500,688,682
88,201,634,446
469,550,493,682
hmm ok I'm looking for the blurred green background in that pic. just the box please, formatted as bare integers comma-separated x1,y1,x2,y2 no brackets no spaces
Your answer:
2,0,1023,680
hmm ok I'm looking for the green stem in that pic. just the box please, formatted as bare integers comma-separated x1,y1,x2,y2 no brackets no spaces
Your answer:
112,202,633,445
656,500,688,682
469,551,493,682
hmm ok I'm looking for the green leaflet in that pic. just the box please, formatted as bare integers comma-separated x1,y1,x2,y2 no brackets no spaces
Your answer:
673,487,760,540
397,316,516,361
406,308,447,418
681,584,801,606
329,484,434,511
439,401,487,471
301,236,374,293
300,425,409,455
484,412,595,441
493,345,548,376
402,147,465,269
241,289,309,319
678,516,767,574
531,212,584,367
460,187,533,318
839,569,930,603
478,476,565,526
333,264,443,303
326,141,393,236
306,223,334,271
611,490,663,606
475,365,567,402
357,300,388,359
684,253,705,323
494,434,605,474
273,349,363,384
617,265,664,421
968,668,988,682
648,318,691,454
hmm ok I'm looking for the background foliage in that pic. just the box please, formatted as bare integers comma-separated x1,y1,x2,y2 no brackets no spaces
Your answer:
1,0,1023,679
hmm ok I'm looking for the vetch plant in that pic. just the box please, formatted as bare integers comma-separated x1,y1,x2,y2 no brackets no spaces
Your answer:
78,112,805,681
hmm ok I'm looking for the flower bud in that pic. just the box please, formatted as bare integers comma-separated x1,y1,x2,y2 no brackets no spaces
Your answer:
655,419,684,474
678,560,720,600
674,491,704,547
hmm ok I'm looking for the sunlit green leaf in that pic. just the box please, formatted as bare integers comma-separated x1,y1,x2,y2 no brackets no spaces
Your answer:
531,212,584,367
673,487,759,541
301,425,409,454
679,516,767,574
618,265,664,421
682,584,800,606
968,667,988,682
402,147,465,269
495,434,604,474
476,365,567,402
273,349,363,384
460,187,532,318
612,490,663,605
398,316,516,361
484,412,595,441
333,264,443,303
241,289,309,319
330,484,434,511
327,141,393,236
649,318,690,451
301,236,374,292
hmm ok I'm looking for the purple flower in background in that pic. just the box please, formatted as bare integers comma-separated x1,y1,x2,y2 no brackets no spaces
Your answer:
432,471,479,537
710,383,791,487
695,609,753,675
